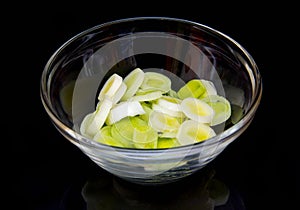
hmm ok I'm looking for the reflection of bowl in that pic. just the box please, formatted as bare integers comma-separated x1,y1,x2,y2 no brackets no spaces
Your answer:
81,167,237,210
40,17,262,185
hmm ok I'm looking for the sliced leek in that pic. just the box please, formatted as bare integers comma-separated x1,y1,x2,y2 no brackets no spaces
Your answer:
152,103,185,118
177,79,217,100
176,120,216,145
156,96,182,112
106,101,145,125
130,91,163,102
149,110,181,132
139,102,153,122
177,79,206,99
167,89,179,98
112,82,127,104
131,117,158,149
230,104,243,124
79,67,232,149
97,73,123,101
85,98,113,137
93,125,124,147
181,97,215,123
139,72,171,93
158,131,178,138
111,117,134,147
199,79,217,98
79,112,94,139
121,68,145,101
157,138,180,149
201,95,231,126
111,116,158,149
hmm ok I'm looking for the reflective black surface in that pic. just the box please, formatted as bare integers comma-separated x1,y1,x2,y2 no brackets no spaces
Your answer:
8,5,297,210
61,165,246,210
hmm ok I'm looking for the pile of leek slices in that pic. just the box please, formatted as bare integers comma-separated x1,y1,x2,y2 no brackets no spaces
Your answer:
80,68,231,149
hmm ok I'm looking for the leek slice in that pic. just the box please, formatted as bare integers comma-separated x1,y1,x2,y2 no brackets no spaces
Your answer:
157,138,180,149
177,79,206,99
112,82,127,104
111,117,158,149
106,101,145,125
121,68,145,101
85,98,113,137
79,112,94,139
139,72,171,93
152,103,185,118
176,120,216,145
202,95,231,126
139,102,153,122
130,91,163,102
149,110,181,132
97,74,123,101
181,97,215,123
93,125,124,147
156,96,182,112
199,79,217,98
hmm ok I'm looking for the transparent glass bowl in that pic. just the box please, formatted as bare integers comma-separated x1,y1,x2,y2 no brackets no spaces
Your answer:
40,17,262,185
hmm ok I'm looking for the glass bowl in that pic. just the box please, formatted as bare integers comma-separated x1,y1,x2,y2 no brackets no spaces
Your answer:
40,17,262,185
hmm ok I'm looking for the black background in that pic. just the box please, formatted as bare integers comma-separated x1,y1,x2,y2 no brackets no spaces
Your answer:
6,3,298,210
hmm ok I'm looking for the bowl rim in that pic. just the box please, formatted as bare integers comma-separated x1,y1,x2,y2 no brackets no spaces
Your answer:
40,16,263,152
